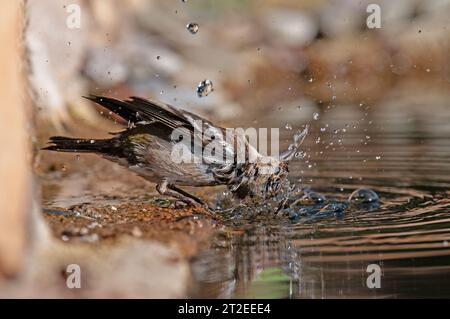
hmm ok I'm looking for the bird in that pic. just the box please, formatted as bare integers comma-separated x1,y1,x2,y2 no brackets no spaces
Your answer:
43,95,308,209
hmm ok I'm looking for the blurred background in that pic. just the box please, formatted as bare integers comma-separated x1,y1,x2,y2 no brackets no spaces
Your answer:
28,0,449,128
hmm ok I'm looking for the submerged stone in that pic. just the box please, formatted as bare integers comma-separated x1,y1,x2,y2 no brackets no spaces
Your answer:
318,201,348,214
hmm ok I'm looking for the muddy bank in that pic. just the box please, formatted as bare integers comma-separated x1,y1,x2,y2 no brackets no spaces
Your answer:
1,121,222,297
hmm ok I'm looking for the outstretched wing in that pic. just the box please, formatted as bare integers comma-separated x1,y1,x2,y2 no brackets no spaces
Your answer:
84,95,191,129
84,95,236,162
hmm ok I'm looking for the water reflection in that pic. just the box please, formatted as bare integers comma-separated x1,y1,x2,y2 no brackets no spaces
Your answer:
191,96,450,298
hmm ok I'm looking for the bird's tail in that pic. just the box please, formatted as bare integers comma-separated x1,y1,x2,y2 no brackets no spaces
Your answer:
42,136,116,154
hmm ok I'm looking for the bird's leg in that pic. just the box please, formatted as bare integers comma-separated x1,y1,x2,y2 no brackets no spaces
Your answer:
156,180,206,208
167,184,206,206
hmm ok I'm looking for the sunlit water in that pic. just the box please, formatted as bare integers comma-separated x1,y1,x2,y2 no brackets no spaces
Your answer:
191,99,450,298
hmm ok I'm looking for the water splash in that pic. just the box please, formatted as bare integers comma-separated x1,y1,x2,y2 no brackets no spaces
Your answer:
280,125,309,161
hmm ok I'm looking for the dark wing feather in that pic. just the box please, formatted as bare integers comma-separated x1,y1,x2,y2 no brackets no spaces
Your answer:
83,95,191,129
84,95,235,164
126,96,191,129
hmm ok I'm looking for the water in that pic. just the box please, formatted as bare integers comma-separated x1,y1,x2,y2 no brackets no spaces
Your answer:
186,23,199,34
191,98,450,298
197,79,213,97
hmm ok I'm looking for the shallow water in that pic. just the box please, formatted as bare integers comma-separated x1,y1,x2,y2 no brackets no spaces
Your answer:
191,98,450,298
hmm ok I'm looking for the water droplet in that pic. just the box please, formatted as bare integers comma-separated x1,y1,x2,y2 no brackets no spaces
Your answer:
313,112,319,120
90,139,95,144
302,191,326,204
186,23,199,34
348,188,379,205
294,151,305,158
375,156,381,160
196,79,213,97
285,123,293,130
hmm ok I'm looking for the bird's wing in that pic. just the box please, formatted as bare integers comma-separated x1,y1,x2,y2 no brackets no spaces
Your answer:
84,95,254,184
84,95,234,157
84,95,190,129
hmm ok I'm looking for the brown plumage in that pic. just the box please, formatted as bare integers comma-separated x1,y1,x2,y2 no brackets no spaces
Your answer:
43,95,307,208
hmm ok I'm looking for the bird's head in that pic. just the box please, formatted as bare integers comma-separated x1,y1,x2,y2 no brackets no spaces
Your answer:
251,125,309,199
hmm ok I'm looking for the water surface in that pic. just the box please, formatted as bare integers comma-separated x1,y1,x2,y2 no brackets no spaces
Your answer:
191,97,450,298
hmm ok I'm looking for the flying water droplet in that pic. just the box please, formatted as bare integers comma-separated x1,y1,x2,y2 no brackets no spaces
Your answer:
186,23,199,34
313,112,319,120
285,123,293,130
196,79,213,97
